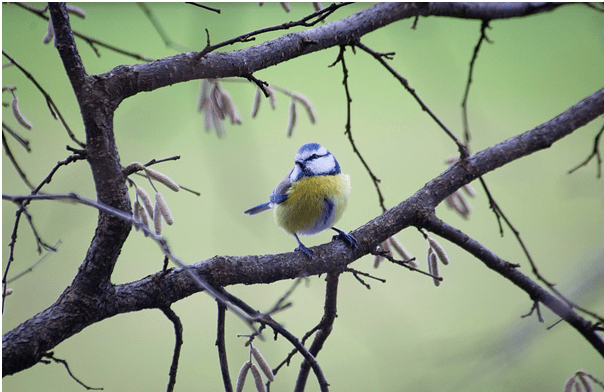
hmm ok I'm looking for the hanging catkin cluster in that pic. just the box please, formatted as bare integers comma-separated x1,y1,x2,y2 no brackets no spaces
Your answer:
198,78,316,138
236,345,274,392
426,236,449,287
563,369,604,392
127,163,180,236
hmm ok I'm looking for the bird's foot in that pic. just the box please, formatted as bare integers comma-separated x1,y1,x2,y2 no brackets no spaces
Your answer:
295,244,314,259
331,227,358,249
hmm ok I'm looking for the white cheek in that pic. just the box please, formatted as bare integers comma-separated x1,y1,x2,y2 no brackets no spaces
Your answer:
311,155,335,175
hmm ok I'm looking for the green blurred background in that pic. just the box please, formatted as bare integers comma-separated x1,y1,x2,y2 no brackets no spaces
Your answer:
2,3,603,391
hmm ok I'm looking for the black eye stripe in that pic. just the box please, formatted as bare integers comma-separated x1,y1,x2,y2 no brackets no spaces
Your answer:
306,153,328,161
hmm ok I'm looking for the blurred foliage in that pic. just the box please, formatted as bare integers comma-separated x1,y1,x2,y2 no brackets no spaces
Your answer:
2,3,603,392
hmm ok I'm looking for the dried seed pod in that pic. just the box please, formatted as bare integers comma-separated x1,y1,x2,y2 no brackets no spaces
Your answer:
251,346,274,382
251,87,262,118
11,95,32,130
155,192,174,225
136,186,154,218
250,363,266,392
144,167,180,192
236,361,252,392
286,99,296,137
427,237,449,265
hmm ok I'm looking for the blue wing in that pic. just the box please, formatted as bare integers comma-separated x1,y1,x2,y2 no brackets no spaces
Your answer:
244,175,292,215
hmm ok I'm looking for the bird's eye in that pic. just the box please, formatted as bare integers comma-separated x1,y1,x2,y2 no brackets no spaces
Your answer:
309,154,319,160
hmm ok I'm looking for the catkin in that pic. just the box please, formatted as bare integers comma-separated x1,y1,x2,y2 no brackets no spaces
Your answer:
292,93,316,124
66,4,87,18
153,201,163,235
267,86,276,110
11,95,32,130
427,248,440,287
144,167,180,192
372,254,382,269
462,183,476,197
563,377,576,392
235,361,252,392
427,237,449,265
133,200,141,230
576,372,594,392
43,19,54,44
389,236,413,261
286,99,297,137
136,186,154,218
251,346,274,382
250,363,266,392
155,192,174,225
251,87,262,118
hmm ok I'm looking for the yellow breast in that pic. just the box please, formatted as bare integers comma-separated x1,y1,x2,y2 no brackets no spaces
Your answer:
274,174,350,236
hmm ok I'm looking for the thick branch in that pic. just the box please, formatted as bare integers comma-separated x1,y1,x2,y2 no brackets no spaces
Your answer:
99,2,564,105
420,214,604,357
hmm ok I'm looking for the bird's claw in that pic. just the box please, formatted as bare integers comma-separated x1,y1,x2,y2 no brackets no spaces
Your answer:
331,227,358,249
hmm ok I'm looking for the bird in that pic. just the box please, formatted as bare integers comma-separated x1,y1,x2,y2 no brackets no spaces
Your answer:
244,142,357,258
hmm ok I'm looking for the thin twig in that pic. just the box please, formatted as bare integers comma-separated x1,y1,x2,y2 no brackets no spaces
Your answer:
41,352,103,390
265,277,305,315
7,240,62,284
2,122,31,152
356,41,470,159
2,132,34,189
345,267,386,290
216,300,233,392
161,306,183,392
294,271,340,392
567,123,603,178
138,3,192,53
461,20,492,145
331,45,387,212
196,2,352,59
14,3,154,62
185,2,221,13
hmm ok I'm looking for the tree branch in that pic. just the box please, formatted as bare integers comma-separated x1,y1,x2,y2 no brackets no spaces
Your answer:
99,3,565,105
4,86,603,376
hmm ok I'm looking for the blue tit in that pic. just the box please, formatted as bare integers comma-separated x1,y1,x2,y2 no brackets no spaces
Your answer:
244,142,358,258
